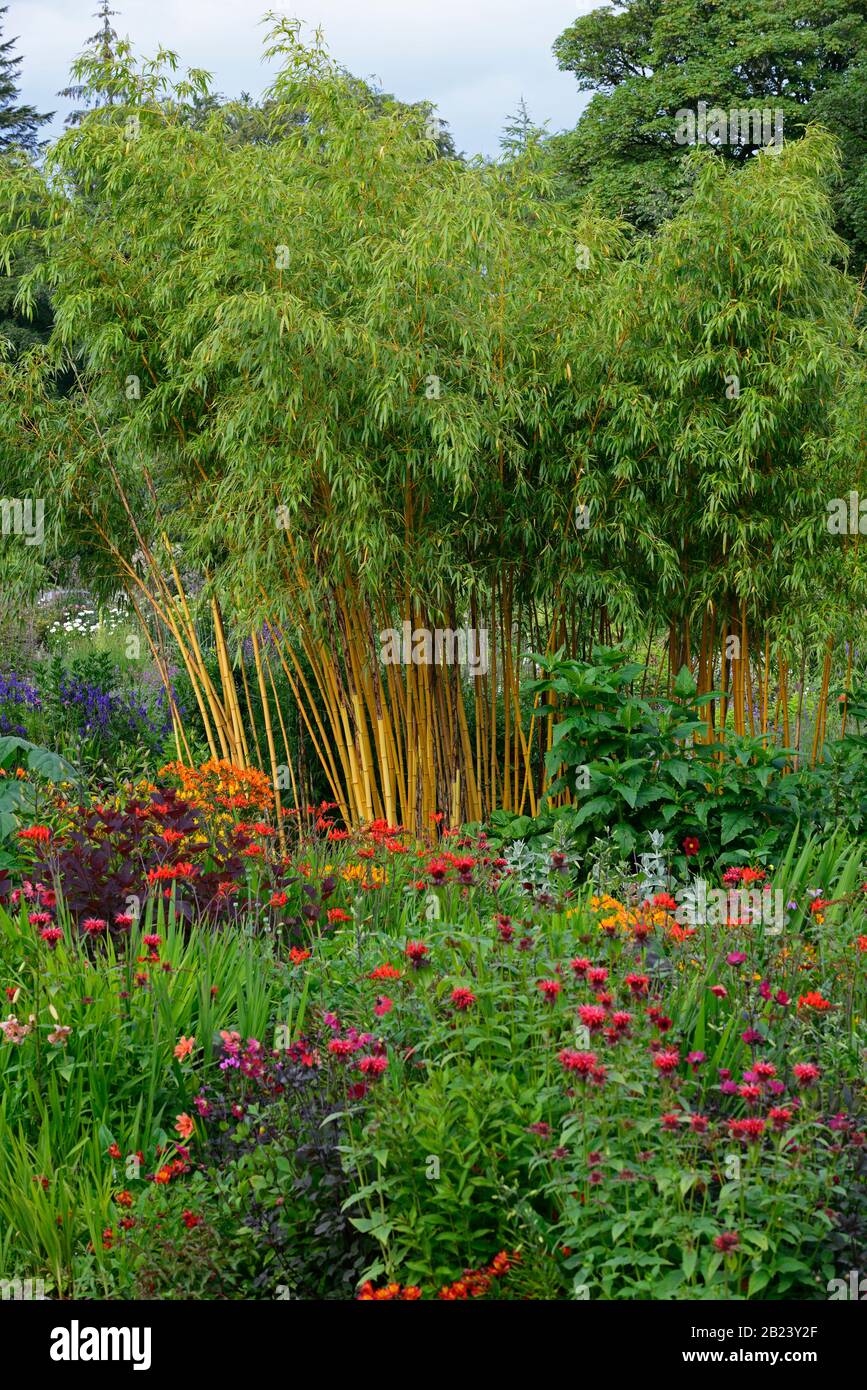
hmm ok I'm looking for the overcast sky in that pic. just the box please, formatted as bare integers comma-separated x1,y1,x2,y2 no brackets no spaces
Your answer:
7,0,593,157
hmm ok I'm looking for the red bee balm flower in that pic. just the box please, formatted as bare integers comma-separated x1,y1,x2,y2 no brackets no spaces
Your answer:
558,1050,597,1076
769,1107,793,1131
713,1231,740,1253
451,987,476,1011
577,1004,607,1032
358,1054,389,1075
729,1118,766,1143
653,1049,680,1075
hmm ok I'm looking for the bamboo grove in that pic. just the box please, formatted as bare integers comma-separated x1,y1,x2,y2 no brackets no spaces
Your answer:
2,20,866,836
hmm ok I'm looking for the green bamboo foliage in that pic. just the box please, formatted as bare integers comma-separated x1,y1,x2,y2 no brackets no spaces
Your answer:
1,20,865,825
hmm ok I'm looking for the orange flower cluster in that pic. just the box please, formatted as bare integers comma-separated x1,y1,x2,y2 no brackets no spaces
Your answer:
437,1250,519,1299
159,760,274,816
568,894,676,941
357,1251,518,1301
797,990,833,1012
298,859,385,891
357,1281,422,1300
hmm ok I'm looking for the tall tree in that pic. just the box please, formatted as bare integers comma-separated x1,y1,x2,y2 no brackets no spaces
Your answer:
0,4,51,153
0,8,51,360
58,0,123,126
551,0,867,269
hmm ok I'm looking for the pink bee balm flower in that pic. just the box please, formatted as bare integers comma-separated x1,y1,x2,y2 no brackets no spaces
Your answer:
793,1062,821,1088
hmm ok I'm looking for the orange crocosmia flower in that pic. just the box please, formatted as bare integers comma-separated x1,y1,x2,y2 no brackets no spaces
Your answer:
369,963,401,980
668,923,696,943
174,1035,196,1060
289,947,311,965
857,936,867,953
147,862,197,884
175,1113,195,1141
797,991,833,1012
358,848,375,859
327,908,352,924
17,825,50,843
